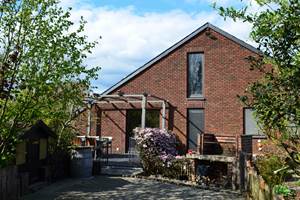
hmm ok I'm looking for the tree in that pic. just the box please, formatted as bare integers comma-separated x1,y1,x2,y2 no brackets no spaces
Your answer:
0,0,100,167
215,0,300,173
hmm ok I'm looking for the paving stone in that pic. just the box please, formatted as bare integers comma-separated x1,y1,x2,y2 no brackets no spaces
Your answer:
24,176,244,200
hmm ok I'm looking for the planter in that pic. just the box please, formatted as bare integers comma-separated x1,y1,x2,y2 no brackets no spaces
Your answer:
70,146,93,178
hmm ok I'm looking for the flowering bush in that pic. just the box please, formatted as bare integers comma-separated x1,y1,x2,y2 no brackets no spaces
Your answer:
134,128,178,175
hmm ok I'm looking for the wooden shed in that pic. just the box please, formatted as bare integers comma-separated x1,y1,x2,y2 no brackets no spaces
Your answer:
16,120,56,184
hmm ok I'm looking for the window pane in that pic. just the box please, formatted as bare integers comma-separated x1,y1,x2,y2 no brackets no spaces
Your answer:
126,109,160,152
245,109,261,135
126,109,160,134
188,53,203,97
188,109,204,150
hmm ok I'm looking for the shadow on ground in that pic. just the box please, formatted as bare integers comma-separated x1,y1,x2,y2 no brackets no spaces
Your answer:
23,176,244,200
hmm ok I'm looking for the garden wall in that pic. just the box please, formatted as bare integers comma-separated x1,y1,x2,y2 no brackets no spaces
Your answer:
245,166,274,200
240,151,275,200
0,166,29,200
240,153,299,200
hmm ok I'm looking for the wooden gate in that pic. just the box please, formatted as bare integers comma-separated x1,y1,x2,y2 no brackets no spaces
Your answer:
26,139,42,184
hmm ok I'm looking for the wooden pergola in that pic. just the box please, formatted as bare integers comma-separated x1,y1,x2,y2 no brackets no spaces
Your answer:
85,92,168,136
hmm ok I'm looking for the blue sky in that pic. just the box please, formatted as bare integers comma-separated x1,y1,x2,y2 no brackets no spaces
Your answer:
74,0,246,13
86,0,213,13
61,0,255,93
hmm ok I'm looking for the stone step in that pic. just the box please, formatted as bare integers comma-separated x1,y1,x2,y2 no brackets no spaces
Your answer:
100,161,141,167
102,153,139,158
101,166,143,176
99,156,141,168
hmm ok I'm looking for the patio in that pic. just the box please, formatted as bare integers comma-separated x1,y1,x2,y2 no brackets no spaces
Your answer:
23,176,244,200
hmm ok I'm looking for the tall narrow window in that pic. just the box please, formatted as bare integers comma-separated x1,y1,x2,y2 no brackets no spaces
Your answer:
244,108,261,135
188,53,204,97
188,109,204,151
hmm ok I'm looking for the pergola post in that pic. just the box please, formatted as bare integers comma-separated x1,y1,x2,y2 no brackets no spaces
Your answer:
162,101,166,130
141,95,147,129
87,102,92,137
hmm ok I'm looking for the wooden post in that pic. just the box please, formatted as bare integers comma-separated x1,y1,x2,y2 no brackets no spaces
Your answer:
197,134,201,154
232,160,237,190
87,103,92,137
201,134,204,154
189,159,198,182
141,95,147,129
235,135,239,158
162,101,166,130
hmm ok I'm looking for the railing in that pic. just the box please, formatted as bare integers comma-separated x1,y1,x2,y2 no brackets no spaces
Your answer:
73,136,112,160
128,137,139,164
128,137,138,154
197,133,239,157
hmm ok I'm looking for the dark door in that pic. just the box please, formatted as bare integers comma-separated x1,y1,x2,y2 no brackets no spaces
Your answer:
126,109,160,152
188,109,204,151
26,139,41,184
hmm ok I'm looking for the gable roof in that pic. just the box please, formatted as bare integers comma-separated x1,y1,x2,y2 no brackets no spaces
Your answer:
20,120,56,140
102,22,260,95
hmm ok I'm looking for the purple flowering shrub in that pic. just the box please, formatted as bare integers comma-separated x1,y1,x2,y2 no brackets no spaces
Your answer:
134,128,178,175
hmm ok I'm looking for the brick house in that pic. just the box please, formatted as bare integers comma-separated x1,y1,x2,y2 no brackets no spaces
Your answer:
75,22,263,154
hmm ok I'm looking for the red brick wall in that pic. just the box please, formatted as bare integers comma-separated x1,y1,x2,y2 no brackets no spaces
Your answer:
76,28,263,154
241,135,268,155
73,105,101,137
101,108,126,153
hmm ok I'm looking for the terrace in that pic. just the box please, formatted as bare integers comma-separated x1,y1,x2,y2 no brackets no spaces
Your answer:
72,92,243,189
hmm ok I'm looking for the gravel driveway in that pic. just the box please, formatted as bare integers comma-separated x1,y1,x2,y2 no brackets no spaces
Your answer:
23,176,244,200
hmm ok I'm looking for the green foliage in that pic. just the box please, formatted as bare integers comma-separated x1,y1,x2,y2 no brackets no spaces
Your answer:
274,184,296,198
256,155,287,187
216,0,300,175
161,158,189,180
0,0,100,167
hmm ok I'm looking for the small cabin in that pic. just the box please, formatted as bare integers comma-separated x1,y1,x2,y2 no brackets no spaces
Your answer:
16,120,55,184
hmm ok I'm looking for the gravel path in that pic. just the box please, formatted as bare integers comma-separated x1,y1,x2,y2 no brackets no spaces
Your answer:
23,176,244,200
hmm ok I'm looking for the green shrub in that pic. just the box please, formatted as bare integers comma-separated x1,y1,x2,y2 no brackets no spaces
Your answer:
274,184,296,198
255,155,286,187
135,128,177,175
135,128,190,180
161,158,189,180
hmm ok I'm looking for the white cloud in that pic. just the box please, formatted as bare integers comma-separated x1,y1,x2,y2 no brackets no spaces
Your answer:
61,2,255,93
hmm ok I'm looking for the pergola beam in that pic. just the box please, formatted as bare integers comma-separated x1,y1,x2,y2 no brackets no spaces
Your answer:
99,94,144,99
95,100,165,104
86,93,168,130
